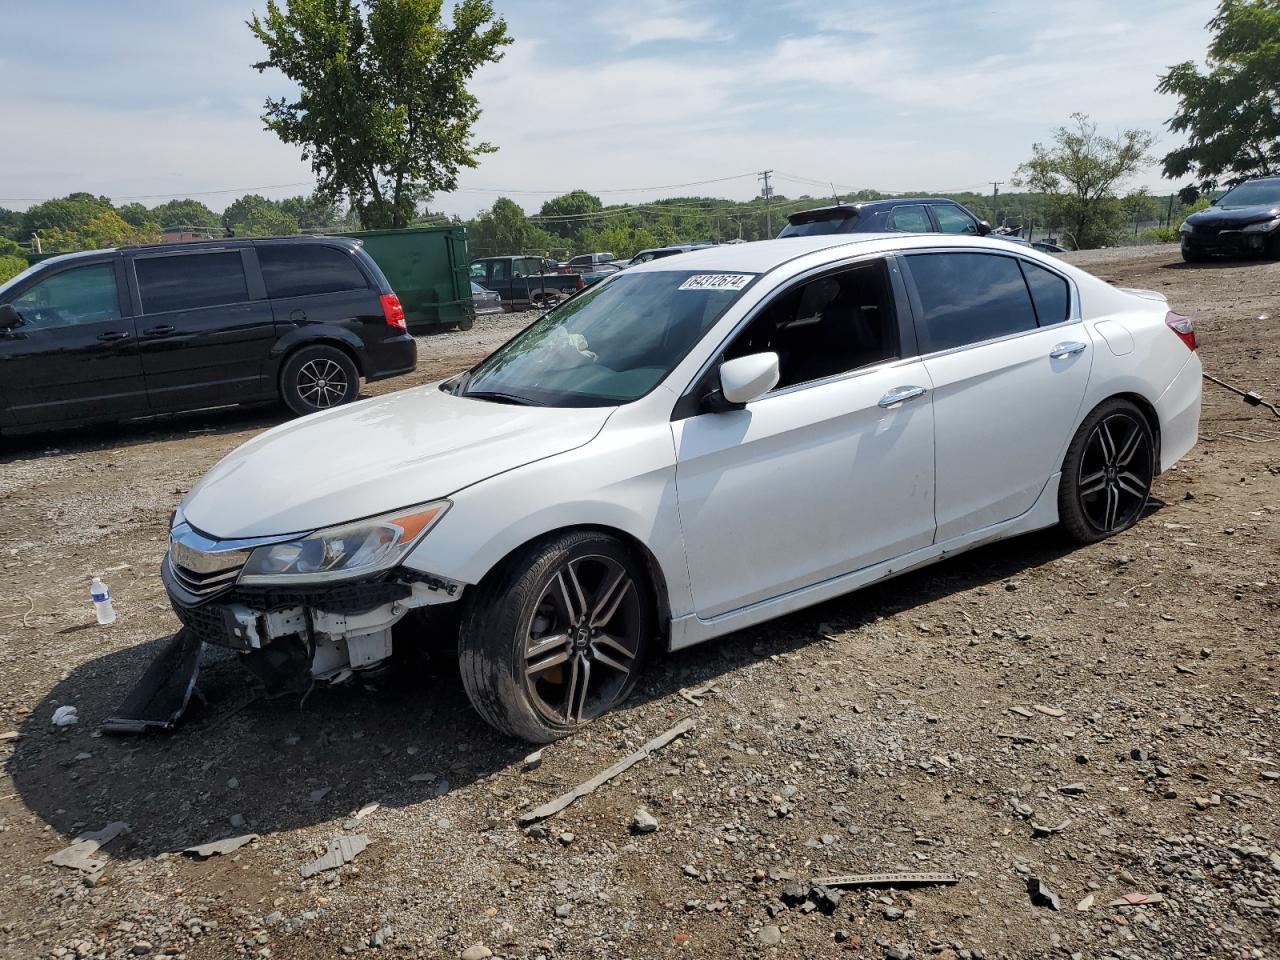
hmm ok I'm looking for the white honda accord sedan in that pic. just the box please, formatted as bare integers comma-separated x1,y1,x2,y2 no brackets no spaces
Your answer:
165,234,1202,741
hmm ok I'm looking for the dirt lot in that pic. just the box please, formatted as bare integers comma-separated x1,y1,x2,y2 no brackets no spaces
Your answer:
1,246,1277,960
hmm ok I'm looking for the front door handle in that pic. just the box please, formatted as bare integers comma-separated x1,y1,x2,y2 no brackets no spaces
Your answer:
97,331,130,342
878,385,928,408
143,324,176,337
1049,341,1087,359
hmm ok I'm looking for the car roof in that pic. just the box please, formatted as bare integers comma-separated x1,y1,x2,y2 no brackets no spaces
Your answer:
787,198,960,222
28,236,362,265
622,233,1050,277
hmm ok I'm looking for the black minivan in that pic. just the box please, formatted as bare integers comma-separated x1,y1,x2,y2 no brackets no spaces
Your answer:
0,237,417,434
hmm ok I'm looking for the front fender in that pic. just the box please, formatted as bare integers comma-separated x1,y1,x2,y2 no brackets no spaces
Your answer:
401,418,693,624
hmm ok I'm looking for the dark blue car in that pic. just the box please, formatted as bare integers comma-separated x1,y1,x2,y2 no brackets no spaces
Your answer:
778,197,994,239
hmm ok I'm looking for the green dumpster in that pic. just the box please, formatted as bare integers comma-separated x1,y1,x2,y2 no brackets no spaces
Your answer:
339,225,473,332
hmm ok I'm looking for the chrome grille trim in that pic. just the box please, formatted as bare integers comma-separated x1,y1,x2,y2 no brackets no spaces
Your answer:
167,521,310,600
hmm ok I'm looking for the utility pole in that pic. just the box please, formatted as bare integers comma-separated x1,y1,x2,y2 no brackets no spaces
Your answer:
759,170,774,237
990,181,1002,225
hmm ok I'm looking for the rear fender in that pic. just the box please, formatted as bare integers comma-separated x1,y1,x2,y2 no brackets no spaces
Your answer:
269,326,368,377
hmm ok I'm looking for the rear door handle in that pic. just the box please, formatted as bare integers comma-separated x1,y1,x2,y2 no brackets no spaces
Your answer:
97,331,130,342
1049,341,1087,359
878,385,928,408
143,324,176,337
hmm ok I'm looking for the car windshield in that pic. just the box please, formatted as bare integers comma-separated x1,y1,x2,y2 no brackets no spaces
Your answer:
778,214,857,237
456,269,755,407
1215,180,1280,209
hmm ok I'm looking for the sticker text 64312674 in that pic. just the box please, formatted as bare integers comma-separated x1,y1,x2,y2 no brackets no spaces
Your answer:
677,274,754,291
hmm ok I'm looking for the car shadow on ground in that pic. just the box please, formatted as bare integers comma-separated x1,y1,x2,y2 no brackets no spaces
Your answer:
8,505,1162,860
1160,257,1272,271
0,403,293,464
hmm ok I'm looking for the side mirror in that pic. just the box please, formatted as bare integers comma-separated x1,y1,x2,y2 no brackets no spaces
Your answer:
0,303,22,330
977,220,993,236
717,352,780,407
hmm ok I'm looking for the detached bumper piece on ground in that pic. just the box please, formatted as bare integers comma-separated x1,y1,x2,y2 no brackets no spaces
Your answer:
102,628,205,733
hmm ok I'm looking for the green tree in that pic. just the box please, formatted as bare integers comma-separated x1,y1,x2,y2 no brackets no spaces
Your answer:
116,202,152,228
223,194,300,237
537,191,603,242
78,210,162,249
149,198,222,230
469,197,529,255
279,193,341,230
20,193,114,236
1014,113,1156,248
250,0,512,229
1158,0,1280,195
0,255,26,283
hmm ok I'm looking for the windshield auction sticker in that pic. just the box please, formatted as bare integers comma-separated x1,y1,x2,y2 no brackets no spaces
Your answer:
678,274,753,291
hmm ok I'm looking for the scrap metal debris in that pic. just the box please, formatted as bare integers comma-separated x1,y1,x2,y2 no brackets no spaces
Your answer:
300,834,369,878
46,821,129,874
811,871,961,889
679,681,718,706
344,803,379,830
102,628,204,733
183,834,259,859
1027,877,1061,910
518,717,695,825
1031,819,1071,837
1109,892,1165,907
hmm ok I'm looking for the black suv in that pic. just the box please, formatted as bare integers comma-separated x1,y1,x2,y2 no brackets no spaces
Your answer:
0,237,416,434
778,198,994,238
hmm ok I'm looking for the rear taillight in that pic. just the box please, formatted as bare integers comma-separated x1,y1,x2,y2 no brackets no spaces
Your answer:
575,274,586,290
1165,310,1196,350
380,293,406,330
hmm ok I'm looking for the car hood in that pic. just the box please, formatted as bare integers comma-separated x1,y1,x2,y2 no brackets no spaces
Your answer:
182,386,614,539
1187,203,1280,228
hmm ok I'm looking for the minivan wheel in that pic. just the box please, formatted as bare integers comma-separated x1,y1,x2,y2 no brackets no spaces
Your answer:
280,345,360,416
458,531,653,742
1058,398,1155,544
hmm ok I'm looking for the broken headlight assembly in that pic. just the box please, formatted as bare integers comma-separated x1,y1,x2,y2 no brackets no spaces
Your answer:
238,501,450,585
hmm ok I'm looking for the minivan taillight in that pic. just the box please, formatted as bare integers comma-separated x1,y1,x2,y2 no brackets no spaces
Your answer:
575,274,586,290
380,293,406,330
1165,310,1196,350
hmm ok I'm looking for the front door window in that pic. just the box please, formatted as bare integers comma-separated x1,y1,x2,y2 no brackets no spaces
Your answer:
11,263,120,328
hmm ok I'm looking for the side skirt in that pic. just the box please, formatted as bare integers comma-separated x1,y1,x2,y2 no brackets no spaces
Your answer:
668,473,1062,651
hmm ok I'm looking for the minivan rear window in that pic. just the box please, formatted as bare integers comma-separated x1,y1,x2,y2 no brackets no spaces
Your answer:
258,245,368,299
136,252,249,314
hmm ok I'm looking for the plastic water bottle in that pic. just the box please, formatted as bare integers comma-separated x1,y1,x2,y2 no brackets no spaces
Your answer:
90,576,116,626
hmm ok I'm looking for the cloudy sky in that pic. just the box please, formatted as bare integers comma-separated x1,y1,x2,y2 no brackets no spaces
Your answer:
3,0,1218,218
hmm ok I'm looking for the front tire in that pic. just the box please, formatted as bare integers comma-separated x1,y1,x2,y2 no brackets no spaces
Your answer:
458,531,653,742
1180,243,1205,263
1058,399,1155,544
280,345,360,416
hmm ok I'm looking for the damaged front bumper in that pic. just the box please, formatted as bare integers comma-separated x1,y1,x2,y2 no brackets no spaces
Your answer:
161,546,464,691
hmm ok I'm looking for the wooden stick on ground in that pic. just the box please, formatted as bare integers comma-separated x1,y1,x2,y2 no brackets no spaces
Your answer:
518,717,696,825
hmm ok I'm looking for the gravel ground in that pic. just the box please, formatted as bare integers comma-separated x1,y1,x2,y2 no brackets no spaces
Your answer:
0,248,1277,960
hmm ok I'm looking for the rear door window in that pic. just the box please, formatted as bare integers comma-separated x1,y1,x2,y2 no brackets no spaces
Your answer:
933,205,980,235
905,252,1037,352
889,205,932,232
1020,260,1070,326
258,245,367,299
135,252,249,313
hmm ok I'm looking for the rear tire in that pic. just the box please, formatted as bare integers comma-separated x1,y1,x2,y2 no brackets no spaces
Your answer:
1058,398,1155,544
280,345,360,416
458,531,653,742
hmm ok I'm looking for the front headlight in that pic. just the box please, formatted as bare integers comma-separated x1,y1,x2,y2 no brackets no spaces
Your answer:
238,501,450,584
1243,217,1280,233
1179,220,1193,234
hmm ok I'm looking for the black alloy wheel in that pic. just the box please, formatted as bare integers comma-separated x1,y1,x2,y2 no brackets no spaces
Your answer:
1059,399,1155,543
